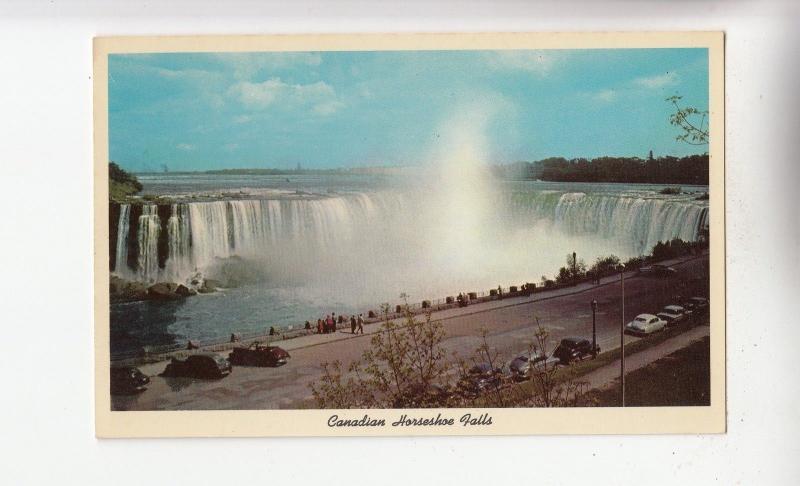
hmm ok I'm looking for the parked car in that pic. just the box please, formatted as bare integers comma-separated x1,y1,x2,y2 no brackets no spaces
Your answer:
160,353,232,379
657,305,687,326
110,366,150,395
509,352,548,380
625,314,667,336
552,337,599,364
457,363,503,397
689,296,709,310
638,264,677,277
229,342,290,367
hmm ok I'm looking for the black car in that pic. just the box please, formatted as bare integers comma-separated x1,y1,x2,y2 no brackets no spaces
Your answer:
552,338,599,364
509,352,547,380
229,342,290,367
160,353,232,379
110,366,150,395
457,363,503,397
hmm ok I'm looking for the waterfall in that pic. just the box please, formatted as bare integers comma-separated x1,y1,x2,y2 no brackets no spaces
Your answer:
112,189,709,284
164,204,192,282
113,204,131,277
508,191,709,255
137,205,161,283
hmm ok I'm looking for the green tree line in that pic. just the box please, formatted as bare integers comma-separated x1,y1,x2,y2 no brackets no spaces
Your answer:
493,154,709,185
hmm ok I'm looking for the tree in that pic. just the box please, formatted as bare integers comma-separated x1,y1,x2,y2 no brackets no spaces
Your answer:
666,95,709,146
525,318,593,407
309,301,453,408
109,161,143,202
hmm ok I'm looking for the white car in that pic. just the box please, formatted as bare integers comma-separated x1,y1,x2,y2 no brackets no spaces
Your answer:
625,313,667,336
657,305,687,326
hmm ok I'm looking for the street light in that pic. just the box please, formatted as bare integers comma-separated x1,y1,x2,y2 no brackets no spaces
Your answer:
619,265,626,407
591,299,598,357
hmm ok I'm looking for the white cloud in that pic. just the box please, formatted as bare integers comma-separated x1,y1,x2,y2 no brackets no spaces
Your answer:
214,52,322,80
487,51,563,76
228,78,345,115
592,89,617,103
176,143,196,151
313,100,346,115
633,71,680,89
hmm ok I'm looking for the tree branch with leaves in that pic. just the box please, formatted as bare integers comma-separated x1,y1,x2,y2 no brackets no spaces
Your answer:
667,95,709,146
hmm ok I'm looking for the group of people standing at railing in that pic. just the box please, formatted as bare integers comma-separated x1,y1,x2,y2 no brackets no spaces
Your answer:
315,312,364,335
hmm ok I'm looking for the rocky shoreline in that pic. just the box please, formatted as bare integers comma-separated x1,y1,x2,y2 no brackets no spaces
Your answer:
110,275,221,304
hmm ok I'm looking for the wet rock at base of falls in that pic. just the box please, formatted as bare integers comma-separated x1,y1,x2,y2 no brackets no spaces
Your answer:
147,282,185,300
175,284,197,297
110,276,149,303
197,278,220,294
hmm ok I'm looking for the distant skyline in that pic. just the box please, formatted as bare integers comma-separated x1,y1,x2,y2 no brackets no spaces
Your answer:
109,48,709,172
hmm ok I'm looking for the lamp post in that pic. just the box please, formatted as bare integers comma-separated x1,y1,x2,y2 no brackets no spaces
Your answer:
591,299,598,357
620,266,626,407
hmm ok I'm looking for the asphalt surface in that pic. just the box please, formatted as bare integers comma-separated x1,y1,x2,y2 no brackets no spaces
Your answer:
111,254,710,410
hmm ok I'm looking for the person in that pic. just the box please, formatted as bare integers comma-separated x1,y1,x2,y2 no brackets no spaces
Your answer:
350,315,357,334
338,314,344,325
325,314,333,333
357,313,364,334
317,318,323,334
269,326,276,336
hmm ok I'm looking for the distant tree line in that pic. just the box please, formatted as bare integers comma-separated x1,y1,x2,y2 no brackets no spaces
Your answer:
492,154,709,185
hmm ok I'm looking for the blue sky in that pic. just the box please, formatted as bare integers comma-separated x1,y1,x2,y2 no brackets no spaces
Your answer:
109,48,708,172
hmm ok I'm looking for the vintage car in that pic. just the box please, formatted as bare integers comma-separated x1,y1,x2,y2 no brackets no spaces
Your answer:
160,353,232,379
552,337,599,364
625,313,667,336
110,366,150,395
228,342,290,367
457,363,503,397
688,296,709,310
657,305,688,326
508,351,548,379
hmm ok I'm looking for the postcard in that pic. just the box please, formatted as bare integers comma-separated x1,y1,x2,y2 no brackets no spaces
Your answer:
94,32,725,437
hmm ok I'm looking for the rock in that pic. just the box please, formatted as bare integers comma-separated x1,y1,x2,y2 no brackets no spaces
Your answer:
198,278,220,294
175,284,197,297
147,282,182,300
110,276,148,303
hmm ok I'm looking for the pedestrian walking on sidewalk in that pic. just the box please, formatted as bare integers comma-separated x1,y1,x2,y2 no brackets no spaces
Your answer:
357,314,364,334
350,315,357,334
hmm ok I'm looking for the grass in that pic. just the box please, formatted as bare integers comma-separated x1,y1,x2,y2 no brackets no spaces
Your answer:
588,335,710,406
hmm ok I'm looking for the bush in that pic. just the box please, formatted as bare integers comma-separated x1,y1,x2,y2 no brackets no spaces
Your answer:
109,162,143,201
589,255,620,278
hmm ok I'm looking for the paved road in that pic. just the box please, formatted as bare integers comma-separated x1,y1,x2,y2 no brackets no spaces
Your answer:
112,254,710,410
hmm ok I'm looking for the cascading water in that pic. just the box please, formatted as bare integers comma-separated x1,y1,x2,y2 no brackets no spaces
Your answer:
113,204,131,279
112,188,708,286
164,204,192,282
136,205,161,283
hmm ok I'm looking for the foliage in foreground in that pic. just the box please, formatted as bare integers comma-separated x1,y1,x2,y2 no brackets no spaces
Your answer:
309,304,592,409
